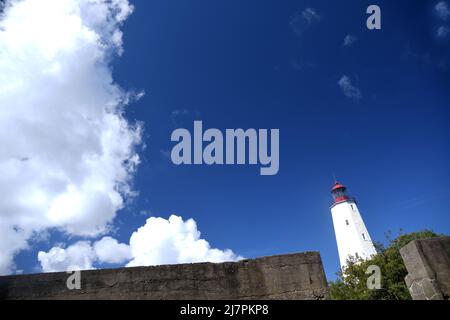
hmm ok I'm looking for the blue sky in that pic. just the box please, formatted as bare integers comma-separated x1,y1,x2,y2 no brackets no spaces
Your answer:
10,0,450,280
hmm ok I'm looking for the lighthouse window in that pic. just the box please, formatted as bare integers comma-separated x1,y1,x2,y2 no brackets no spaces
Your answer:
362,233,366,240
345,220,349,226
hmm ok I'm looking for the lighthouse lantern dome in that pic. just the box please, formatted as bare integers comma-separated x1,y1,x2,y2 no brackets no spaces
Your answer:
331,182,349,204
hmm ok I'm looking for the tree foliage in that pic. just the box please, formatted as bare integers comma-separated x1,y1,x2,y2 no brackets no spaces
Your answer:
329,230,444,300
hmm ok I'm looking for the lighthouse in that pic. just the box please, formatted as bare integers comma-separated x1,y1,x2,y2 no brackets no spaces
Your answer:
330,182,377,269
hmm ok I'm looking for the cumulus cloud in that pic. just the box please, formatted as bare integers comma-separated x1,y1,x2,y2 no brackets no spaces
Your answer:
38,215,243,272
38,241,97,273
343,34,358,47
0,0,141,274
290,8,321,35
38,236,132,272
435,1,450,21
93,236,132,264
338,75,362,101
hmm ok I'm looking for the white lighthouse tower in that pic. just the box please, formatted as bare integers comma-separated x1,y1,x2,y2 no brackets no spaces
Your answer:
330,181,377,269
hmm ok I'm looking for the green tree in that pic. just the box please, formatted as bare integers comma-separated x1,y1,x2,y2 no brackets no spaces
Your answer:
329,230,444,300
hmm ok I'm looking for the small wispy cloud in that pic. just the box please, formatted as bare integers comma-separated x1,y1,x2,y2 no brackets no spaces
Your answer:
338,75,362,101
290,8,321,36
405,48,448,70
160,149,171,159
139,209,153,216
435,1,450,20
343,34,358,47
38,215,243,272
171,109,190,118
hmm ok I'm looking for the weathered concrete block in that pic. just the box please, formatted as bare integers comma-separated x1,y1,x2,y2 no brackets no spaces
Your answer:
400,237,450,300
0,252,330,300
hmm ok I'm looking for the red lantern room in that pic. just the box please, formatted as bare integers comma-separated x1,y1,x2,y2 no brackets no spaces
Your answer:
331,182,349,204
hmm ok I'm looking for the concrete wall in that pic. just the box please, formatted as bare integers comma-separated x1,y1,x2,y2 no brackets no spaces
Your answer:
0,252,329,300
400,237,450,300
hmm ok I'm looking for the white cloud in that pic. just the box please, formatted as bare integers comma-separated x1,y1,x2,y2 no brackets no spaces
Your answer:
170,109,201,127
301,8,321,24
435,1,450,21
435,1,450,39
38,215,243,272
437,25,450,38
0,225,30,274
38,236,133,272
0,0,141,274
290,59,314,71
93,236,132,264
337,75,362,101
127,215,243,267
405,48,449,70
38,241,97,273
343,34,358,47
290,8,321,35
